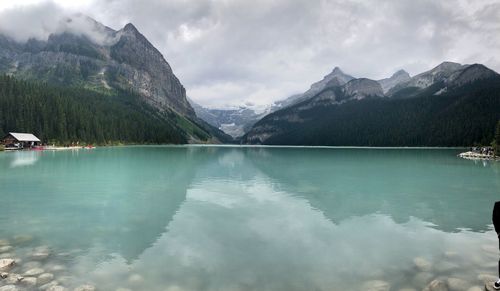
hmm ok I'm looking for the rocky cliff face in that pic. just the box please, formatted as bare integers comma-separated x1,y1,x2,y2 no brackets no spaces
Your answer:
0,16,195,117
343,78,383,100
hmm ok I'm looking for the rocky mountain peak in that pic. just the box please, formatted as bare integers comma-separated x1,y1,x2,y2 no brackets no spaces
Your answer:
123,23,139,33
0,17,196,118
449,63,498,87
331,66,343,73
378,69,411,93
308,66,354,93
433,61,463,72
392,69,410,78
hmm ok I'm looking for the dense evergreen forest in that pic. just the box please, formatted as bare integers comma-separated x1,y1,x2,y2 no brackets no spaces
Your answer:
247,78,500,147
0,75,210,144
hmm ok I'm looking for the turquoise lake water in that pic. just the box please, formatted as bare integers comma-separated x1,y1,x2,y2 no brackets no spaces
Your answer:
0,146,499,290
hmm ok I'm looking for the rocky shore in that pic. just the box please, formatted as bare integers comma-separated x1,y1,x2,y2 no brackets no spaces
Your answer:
0,236,98,291
1,234,499,291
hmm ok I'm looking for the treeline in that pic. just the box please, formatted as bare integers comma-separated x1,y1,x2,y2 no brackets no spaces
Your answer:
248,78,500,147
0,75,187,144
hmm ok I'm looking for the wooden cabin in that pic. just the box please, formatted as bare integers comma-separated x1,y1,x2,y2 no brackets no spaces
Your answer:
3,132,41,149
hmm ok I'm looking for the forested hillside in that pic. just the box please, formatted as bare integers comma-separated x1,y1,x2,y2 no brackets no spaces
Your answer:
0,75,217,144
243,78,500,146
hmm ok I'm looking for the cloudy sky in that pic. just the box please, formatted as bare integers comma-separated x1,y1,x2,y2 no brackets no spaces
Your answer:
0,0,499,109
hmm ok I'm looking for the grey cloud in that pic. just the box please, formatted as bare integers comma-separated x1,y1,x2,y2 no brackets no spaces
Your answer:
0,2,117,45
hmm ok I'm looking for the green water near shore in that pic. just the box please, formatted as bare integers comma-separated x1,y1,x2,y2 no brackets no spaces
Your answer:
0,146,499,290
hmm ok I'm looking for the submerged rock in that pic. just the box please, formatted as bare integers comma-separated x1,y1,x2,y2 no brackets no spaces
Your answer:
0,240,9,247
444,251,458,258
31,246,51,260
48,264,66,272
485,282,498,291
2,273,23,284
0,246,12,253
434,262,459,273
57,276,74,285
361,280,391,291
0,259,15,271
477,274,497,285
39,280,60,290
20,276,37,287
74,284,96,291
414,257,432,272
47,286,66,291
446,277,469,291
0,253,13,259
24,267,44,276
38,273,55,285
23,261,42,270
465,286,482,291
13,235,33,244
423,279,448,291
0,285,19,291
128,273,144,284
413,272,434,287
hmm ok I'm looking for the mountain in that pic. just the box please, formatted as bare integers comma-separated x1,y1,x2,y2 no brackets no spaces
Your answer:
242,62,500,146
0,16,194,117
190,99,267,138
0,15,230,143
272,67,355,110
377,69,411,93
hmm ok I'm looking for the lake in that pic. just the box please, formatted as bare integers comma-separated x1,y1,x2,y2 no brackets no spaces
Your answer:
0,146,499,291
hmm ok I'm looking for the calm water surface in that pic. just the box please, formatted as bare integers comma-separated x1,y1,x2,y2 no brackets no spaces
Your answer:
0,146,499,290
